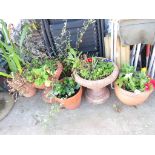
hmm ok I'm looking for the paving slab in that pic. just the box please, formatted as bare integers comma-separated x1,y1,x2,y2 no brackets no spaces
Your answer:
0,90,155,135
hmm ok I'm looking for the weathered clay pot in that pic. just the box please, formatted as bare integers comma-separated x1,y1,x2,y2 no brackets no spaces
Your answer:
7,77,36,97
33,62,63,90
55,86,83,110
74,63,119,104
114,83,153,106
53,62,63,80
42,87,56,103
20,82,36,97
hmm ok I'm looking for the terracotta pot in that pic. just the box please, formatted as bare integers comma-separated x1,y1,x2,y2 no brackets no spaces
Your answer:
32,83,46,90
53,62,63,80
114,83,153,106
42,86,82,110
55,86,83,110
73,62,119,104
21,82,36,97
33,62,63,90
42,87,56,103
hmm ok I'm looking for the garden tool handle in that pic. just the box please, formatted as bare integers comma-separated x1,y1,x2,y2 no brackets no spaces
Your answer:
146,44,150,57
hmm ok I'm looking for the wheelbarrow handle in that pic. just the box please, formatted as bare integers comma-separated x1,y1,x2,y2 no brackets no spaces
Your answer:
146,44,151,57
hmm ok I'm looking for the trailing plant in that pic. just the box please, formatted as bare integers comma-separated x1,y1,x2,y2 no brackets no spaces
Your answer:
76,19,95,49
48,77,80,99
24,58,57,87
53,19,95,59
39,103,61,128
49,19,96,79
116,64,155,92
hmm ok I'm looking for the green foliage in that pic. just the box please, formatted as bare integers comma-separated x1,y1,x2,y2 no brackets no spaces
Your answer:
116,64,150,92
49,77,80,99
78,58,114,80
65,47,114,80
65,46,82,70
0,72,12,78
24,58,57,86
0,19,24,77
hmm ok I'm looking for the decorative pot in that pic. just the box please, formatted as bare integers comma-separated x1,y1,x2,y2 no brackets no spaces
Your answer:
73,63,119,104
33,62,63,90
42,86,83,110
114,83,153,106
55,86,83,110
21,82,36,97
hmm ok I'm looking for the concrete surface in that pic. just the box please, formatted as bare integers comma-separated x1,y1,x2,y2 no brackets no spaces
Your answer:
0,90,155,135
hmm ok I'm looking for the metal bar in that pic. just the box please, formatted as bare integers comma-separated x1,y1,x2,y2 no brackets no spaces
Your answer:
148,45,155,75
99,19,105,57
130,45,137,66
96,19,103,57
134,43,141,70
110,20,114,61
113,20,118,63
43,19,57,56
40,20,51,57
151,58,155,78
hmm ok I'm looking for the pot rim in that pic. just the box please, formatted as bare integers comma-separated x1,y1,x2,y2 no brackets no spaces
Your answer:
73,62,119,83
114,82,153,96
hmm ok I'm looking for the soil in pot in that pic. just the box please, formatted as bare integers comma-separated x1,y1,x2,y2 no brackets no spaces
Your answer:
114,83,153,106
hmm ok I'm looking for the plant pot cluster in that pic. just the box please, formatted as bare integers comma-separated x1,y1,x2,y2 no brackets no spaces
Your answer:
0,19,155,112
41,51,120,108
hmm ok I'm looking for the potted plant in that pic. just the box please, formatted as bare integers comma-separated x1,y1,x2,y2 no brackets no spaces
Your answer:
0,19,36,99
42,77,82,110
66,47,119,104
24,58,63,89
114,64,155,106
7,73,36,98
